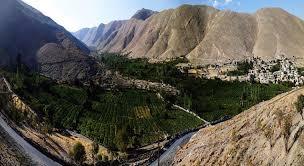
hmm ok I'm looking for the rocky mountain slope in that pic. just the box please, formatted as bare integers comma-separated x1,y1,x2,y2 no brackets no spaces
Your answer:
74,5,304,66
173,88,304,166
0,0,98,81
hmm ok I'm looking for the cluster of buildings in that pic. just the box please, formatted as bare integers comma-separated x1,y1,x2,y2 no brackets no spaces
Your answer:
247,56,304,85
176,63,237,79
177,55,304,86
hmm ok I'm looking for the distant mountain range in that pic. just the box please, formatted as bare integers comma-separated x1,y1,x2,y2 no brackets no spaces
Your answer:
73,5,304,66
0,0,98,81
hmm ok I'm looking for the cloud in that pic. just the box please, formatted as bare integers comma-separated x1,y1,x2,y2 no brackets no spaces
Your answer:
212,0,220,7
209,0,233,8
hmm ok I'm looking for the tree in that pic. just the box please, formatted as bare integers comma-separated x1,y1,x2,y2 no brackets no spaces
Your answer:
70,142,86,165
16,53,22,71
114,128,129,152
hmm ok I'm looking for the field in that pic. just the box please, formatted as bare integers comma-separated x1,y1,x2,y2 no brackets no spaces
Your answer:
98,54,292,121
0,69,202,151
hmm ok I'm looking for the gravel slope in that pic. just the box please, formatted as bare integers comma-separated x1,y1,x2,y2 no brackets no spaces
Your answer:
0,125,34,166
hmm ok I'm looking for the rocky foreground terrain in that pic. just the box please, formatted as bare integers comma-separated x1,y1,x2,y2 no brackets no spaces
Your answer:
173,87,304,166
74,5,304,66
0,126,33,166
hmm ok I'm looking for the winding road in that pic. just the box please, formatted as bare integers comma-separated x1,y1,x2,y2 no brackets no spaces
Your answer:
0,113,61,166
150,132,196,166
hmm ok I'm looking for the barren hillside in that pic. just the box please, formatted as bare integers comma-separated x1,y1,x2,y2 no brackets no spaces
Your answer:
74,5,304,66
173,87,304,166
0,0,99,81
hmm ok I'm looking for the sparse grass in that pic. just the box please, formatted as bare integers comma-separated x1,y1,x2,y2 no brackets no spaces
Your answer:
296,95,304,114
263,125,273,140
282,115,292,138
275,110,292,138
256,118,263,130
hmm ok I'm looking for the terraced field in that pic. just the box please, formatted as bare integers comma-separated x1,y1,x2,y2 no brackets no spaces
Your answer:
0,69,202,151
79,90,202,147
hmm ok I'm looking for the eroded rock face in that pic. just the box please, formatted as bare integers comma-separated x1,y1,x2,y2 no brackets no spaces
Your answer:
37,34,98,81
74,5,304,66
173,88,304,166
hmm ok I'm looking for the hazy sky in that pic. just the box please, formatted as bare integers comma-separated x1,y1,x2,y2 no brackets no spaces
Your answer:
22,0,304,32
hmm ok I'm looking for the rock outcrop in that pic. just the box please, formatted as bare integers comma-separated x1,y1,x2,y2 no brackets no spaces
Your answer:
0,0,99,81
173,88,304,166
74,5,304,66
131,8,158,20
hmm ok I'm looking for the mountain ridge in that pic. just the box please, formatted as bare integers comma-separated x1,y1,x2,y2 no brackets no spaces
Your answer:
73,5,304,66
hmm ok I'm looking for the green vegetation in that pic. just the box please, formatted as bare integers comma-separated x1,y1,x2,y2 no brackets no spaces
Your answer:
70,142,86,165
98,54,186,82
298,67,304,76
98,54,291,121
226,61,254,76
0,53,292,153
270,62,281,72
0,69,202,150
91,142,99,165
296,95,304,113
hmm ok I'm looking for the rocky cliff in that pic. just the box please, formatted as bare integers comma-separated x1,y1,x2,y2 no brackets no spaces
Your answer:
74,5,304,66
0,0,98,81
173,88,304,166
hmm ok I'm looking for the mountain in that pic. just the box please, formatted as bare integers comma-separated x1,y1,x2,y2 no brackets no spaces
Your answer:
0,0,98,81
72,8,157,50
73,21,127,49
173,88,304,166
73,5,304,66
71,8,158,50
131,8,158,20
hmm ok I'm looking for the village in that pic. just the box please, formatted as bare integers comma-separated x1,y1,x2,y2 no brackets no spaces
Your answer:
177,55,304,86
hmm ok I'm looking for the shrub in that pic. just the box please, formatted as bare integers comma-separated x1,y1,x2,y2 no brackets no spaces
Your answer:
70,142,86,165
296,95,304,113
227,61,254,76
270,62,281,72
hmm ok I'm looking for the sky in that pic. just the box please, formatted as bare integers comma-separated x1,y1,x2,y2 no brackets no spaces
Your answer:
22,0,304,32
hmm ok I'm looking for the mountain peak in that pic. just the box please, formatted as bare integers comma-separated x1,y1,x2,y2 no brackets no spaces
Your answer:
131,8,157,20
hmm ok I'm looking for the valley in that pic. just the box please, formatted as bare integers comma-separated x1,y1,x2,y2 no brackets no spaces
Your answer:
0,54,292,165
1,0,304,165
